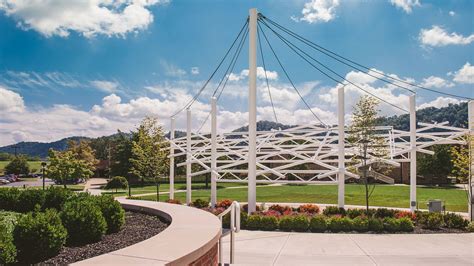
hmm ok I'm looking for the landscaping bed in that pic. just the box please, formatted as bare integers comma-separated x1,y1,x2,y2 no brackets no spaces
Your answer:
43,211,168,264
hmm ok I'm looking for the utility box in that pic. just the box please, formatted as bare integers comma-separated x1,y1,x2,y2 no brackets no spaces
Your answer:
427,200,444,213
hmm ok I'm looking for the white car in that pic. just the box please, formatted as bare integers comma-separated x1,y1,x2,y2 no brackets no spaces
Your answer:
0,178,10,185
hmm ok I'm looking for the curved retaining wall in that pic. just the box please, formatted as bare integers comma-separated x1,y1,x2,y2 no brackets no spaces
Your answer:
73,198,221,266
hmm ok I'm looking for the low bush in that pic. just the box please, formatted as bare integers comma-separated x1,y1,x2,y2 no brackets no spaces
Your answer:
216,199,233,209
443,212,468,229
383,217,399,232
297,204,320,215
467,222,474,232
278,216,293,232
292,215,310,232
93,195,125,234
246,215,262,230
368,218,384,232
398,217,414,232
323,206,346,216
346,208,365,219
309,216,327,232
192,199,209,208
43,187,73,211
240,211,248,229
17,189,46,213
0,188,20,212
268,204,292,215
0,211,20,264
374,208,396,219
61,197,107,245
259,216,278,231
418,212,444,230
328,217,352,232
352,217,369,232
394,211,416,221
13,209,67,264
105,176,128,192
242,204,260,213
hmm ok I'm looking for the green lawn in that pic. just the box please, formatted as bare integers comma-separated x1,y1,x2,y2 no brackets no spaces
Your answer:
134,184,468,212
0,161,43,175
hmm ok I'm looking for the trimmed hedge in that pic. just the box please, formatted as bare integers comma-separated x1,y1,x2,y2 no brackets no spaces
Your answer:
398,217,414,232
417,212,444,230
383,217,399,232
368,218,384,232
443,212,468,229
260,216,278,231
13,209,67,264
278,216,293,232
328,217,352,232
0,212,20,264
309,216,327,232
246,215,262,230
352,217,369,232
323,206,346,216
93,195,126,233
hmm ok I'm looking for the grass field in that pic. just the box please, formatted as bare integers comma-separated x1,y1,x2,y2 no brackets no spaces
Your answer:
133,184,469,212
0,161,43,175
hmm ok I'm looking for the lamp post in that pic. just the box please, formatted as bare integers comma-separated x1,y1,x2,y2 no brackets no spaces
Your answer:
41,161,47,190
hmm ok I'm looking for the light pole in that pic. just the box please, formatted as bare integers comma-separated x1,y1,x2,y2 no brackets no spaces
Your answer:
41,161,47,190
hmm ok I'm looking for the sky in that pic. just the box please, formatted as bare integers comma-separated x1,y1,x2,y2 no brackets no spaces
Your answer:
0,0,473,146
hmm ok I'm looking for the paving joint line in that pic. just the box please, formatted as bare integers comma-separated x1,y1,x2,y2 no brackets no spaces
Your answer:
271,233,291,266
348,234,378,265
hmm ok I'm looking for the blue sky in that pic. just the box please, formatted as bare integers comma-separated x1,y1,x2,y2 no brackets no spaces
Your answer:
0,0,473,146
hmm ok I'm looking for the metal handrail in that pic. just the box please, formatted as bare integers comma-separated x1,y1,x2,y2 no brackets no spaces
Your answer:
217,201,240,264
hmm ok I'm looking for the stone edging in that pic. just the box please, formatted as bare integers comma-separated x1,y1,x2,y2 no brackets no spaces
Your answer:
73,198,221,265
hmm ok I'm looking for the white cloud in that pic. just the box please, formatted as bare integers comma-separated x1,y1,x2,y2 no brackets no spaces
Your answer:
161,60,187,77
390,0,420,14
420,76,454,88
90,80,119,93
419,25,474,47
417,97,460,110
0,0,167,38
452,62,474,84
191,67,199,75
229,67,278,81
293,0,340,23
0,86,25,113
345,69,385,85
449,11,456,16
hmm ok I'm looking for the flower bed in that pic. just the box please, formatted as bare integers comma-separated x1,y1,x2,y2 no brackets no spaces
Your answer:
197,200,473,234
0,187,128,264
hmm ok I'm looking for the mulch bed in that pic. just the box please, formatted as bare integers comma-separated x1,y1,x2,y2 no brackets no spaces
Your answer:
43,211,169,265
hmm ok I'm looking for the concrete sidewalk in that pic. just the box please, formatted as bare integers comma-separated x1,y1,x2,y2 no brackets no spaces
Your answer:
221,230,473,265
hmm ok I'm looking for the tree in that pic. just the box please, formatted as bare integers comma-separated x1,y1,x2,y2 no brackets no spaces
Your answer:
5,155,30,175
348,96,392,214
66,140,98,174
105,176,129,193
47,149,94,188
418,145,453,180
109,131,134,179
450,136,470,183
129,117,169,184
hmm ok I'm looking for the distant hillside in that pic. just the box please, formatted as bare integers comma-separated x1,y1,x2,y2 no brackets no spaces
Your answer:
0,102,468,158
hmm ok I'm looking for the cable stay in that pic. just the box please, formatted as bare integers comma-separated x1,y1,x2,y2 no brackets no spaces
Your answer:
260,14,472,101
258,19,409,113
171,18,249,118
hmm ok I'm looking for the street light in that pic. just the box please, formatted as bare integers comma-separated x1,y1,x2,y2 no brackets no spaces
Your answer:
41,161,47,190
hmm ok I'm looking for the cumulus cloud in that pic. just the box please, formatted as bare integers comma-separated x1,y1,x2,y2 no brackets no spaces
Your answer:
292,0,339,23
390,0,420,14
419,26,474,47
0,86,25,113
90,80,119,93
417,97,460,110
228,67,278,81
420,76,454,88
0,0,167,38
452,62,474,84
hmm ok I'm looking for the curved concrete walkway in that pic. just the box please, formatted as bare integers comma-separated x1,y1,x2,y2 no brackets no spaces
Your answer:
221,230,473,265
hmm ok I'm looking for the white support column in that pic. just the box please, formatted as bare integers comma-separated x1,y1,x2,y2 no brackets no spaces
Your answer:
211,97,217,207
247,8,258,214
337,86,345,208
468,100,474,221
409,94,417,211
186,108,192,205
169,117,175,200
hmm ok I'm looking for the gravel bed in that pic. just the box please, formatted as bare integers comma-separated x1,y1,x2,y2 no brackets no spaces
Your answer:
43,211,168,264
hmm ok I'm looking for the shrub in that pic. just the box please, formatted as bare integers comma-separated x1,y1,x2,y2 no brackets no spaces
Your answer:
394,211,416,221
0,212,20,264
165,199,182,204
13,209,67,264
328,217,352,232
260,216,278,231
368,218,384,232
16,189,46,213
242,204,260,213
309,216,327,232
105,176,128,192
246,215,262,230
43,187,73,211
398,217,414,232
192,199,209,208
346,208,365,219
467,222,474,232
297,204,320,215
418,212,444,230
240,211,248,229
352,217,369,232
0,188,20,212
323,206,346,216
61,197,107,245
374,208,396,219
268,204,292,215
216,199,233,209
383,218,399,232
292,215,310,232
93,195,125,234
278,216,294,232
443,212,468,229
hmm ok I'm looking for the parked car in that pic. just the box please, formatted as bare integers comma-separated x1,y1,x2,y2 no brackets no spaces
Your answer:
54,178,85,185
0,178,10,185
4,174,18,182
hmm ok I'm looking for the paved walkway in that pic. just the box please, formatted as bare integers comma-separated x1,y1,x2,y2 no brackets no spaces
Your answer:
83,178,107,195
220,230,474,265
